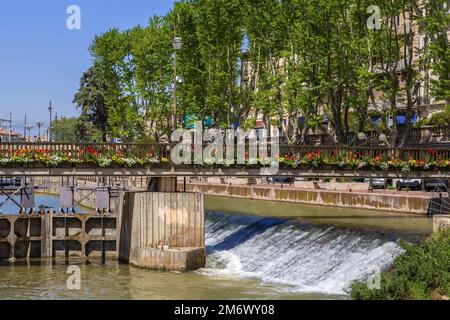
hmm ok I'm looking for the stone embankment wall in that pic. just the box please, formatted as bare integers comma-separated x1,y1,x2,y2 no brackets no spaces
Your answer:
185,183,437,215
433,216,450,232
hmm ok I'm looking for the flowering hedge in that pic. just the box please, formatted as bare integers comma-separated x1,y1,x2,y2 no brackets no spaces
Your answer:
0,147,167,169
0,147,449,172
279,150,450,173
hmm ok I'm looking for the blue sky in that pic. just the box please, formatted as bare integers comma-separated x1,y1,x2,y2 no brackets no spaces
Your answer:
0,0,173,135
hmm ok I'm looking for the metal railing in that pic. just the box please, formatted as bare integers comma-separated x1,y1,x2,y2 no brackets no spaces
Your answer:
299,126,450,146
0,142,449,162
0,142,171,159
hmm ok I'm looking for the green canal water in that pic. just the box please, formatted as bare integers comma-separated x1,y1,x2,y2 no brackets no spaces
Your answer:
0,194,433,300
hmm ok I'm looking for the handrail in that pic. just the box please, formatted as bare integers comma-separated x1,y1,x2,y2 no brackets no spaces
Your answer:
298,125,450,146
0,142,449,162
1,142,449,151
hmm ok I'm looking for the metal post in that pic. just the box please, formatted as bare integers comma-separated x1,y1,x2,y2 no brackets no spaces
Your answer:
25,124,34,142
173,27,178,130
48,101,53,142
23,114,27,141
36,121,44,142
8,112,12,142
172,15,183,131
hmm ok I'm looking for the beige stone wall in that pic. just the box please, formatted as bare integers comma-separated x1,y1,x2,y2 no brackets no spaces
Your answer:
186,183,433,215
433,215,450,232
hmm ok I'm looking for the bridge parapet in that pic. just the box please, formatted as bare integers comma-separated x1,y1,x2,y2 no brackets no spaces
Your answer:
0,142,449,178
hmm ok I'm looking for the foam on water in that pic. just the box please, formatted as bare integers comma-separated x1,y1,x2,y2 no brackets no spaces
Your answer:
198,212,405,295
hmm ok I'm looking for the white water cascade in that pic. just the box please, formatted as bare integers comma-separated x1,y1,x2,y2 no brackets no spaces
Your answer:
199,212,406,296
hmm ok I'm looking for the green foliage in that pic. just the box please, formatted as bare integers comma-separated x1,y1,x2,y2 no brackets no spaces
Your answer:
421,0,450,104
416,105,450,127
74,0,449,143
350,229,450,300
51,118,79,143
51,117,103,143
73,66,110,142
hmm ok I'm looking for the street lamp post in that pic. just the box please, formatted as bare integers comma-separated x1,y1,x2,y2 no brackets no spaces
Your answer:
172,21,183,130
25,124,34,142
48,101,53,142
36,121,45,142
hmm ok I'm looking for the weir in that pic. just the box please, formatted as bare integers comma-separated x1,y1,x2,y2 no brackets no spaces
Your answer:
0,177,206,272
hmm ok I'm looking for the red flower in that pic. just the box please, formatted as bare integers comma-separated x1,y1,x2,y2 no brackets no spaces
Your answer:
86,146,98,156
427,148,437,156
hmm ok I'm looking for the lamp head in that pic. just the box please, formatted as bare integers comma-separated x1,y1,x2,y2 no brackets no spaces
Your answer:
172,37,183,50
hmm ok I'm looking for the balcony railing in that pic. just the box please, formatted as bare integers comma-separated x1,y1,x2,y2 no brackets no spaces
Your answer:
298,126,450,146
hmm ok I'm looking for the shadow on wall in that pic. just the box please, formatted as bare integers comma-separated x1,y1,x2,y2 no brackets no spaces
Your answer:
119,193,134,262
427,196,450,216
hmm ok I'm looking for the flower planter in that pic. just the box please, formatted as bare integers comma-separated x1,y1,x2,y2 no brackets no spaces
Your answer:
129,164,149,169
293,164,309,170
0,151,449,174
0,161,22,168
47,162,73,168
22,162,43,168
171,164,196,170
74,162,97,168
101,163,122,169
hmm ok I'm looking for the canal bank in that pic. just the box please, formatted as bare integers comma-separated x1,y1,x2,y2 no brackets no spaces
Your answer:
185,182,445,215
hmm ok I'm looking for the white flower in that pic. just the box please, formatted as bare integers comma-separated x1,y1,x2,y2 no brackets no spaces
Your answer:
223,159,235,167
380,162,389,171
98,158,112,168
357,161,367,169
44,155,64,166
401,165,411,173
123,158,137,167
203,157,216,166
146,157,160,164
259,158,272,166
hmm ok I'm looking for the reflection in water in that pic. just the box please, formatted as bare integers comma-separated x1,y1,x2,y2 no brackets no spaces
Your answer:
204,196,433,235
0,260,335,300
0,195,433,300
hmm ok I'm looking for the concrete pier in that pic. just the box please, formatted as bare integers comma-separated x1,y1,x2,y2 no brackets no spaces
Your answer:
119,192,205,272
